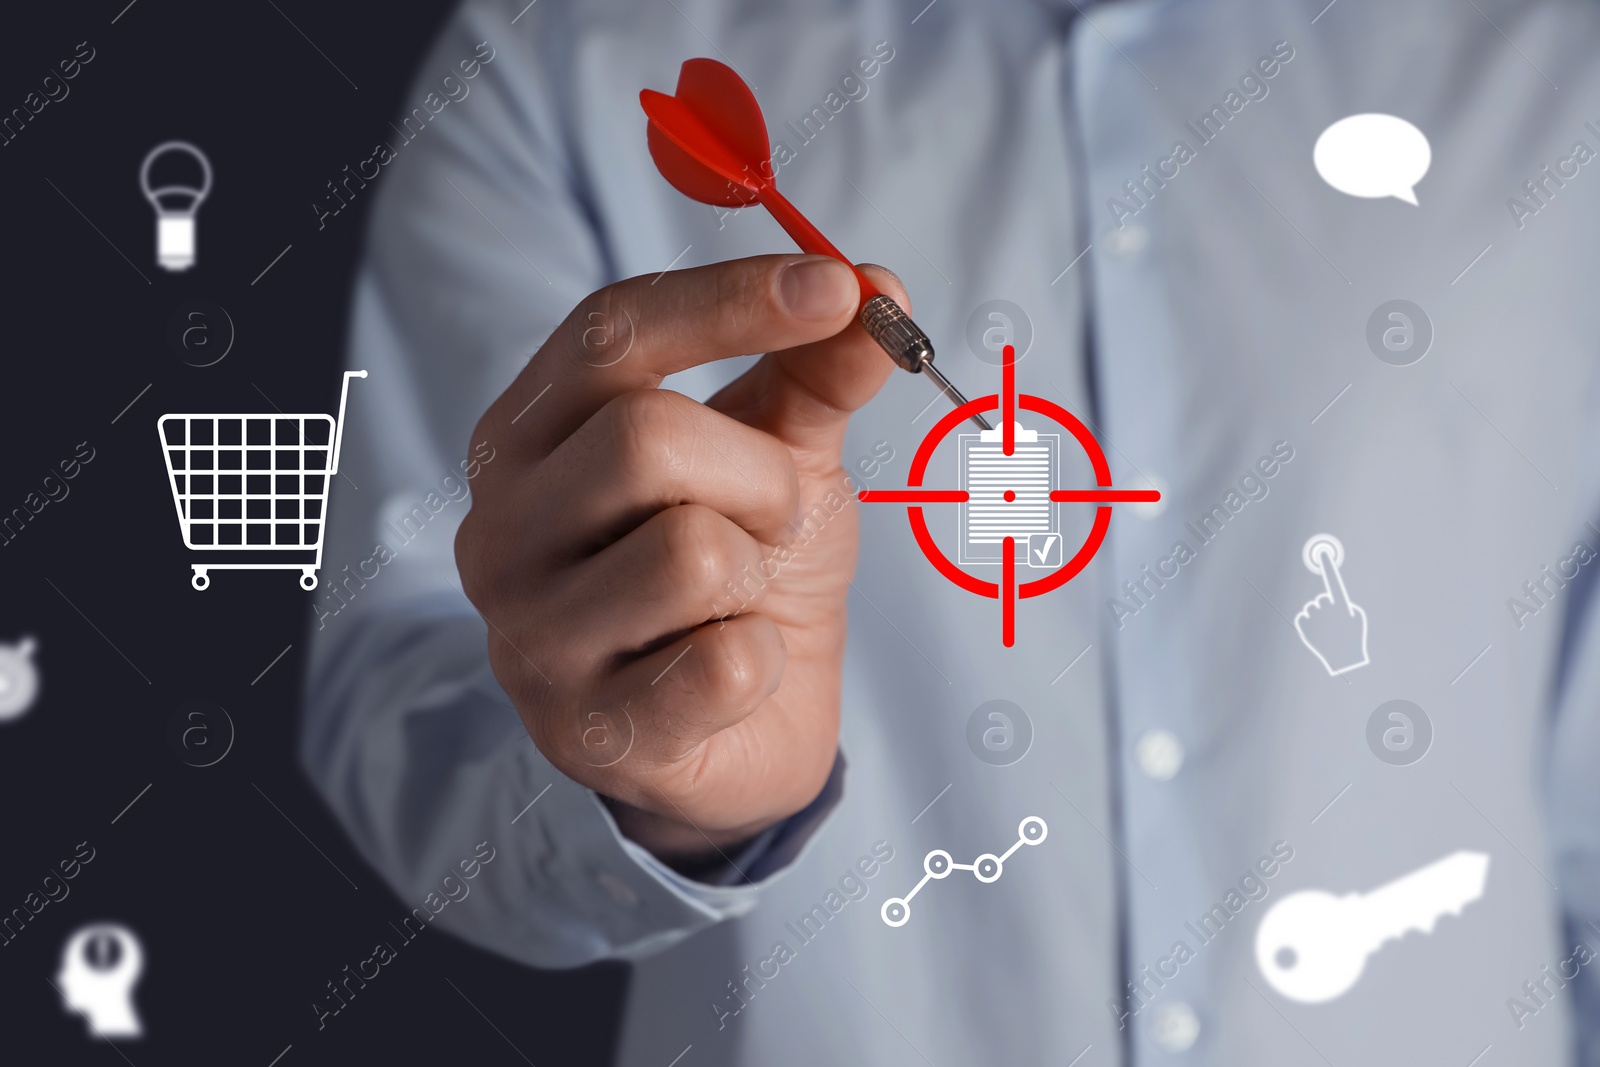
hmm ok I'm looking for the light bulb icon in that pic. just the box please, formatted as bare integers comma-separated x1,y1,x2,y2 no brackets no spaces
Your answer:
139,141,211,272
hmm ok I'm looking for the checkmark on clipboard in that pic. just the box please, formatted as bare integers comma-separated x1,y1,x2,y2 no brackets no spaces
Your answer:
1027,532,1063,568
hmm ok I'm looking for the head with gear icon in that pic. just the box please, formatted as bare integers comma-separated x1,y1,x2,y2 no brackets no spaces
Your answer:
57,922,144,1039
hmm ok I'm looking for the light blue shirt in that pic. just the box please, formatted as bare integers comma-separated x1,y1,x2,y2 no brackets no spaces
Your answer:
304,0,1600,1062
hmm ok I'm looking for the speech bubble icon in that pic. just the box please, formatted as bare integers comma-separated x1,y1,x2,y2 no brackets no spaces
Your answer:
1313,113,1431,205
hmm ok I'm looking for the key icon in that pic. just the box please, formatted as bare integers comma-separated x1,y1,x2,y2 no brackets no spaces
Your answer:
1254,850,1489,1003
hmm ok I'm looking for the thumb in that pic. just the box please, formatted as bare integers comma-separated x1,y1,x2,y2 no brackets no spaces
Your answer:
706,263,904,464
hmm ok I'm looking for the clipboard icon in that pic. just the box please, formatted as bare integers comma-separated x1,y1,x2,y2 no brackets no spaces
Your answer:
958,422,1060,565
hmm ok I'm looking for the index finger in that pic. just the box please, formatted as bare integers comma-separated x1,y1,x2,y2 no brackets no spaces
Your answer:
1313,545,1352,610
480,254,861,463
1324,556,1356,613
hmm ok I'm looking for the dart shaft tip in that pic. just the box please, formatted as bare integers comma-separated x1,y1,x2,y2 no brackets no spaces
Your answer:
922,361,993,432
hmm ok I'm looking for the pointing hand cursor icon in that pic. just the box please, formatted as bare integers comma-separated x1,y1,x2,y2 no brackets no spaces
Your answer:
1294,534,1370,676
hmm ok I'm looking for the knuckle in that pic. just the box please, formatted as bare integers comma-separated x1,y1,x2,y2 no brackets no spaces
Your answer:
607,390,687,481
659,505,737,594
569,284,640,367
699,620,781,711
455,507,516,608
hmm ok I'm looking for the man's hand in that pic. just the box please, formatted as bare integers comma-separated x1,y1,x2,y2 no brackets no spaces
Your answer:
456,254,902,865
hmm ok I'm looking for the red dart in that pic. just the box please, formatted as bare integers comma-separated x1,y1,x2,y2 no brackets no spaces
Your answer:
640,58,992,431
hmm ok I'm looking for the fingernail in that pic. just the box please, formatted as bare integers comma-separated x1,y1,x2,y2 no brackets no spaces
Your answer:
779,257,855,320
858,262,901,286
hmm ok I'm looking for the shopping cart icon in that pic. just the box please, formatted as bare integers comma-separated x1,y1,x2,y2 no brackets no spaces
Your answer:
158,370,365,591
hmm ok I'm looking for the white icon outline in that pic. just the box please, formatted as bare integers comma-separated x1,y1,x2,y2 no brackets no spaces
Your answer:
1255,850,1489,1003
139,141,211,272
0,635,40,722
881,816,1046,927
57,922,145,1040
1293,533,1370,676
158,370,365,590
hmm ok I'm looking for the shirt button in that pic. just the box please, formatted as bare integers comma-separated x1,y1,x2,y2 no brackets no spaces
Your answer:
1103,224,1150,260
1135,729,1184,781
1149,1001,1201,1053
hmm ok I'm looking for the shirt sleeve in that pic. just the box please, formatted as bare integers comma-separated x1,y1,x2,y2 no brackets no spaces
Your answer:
298,0,839,969
1542,510,1600,1059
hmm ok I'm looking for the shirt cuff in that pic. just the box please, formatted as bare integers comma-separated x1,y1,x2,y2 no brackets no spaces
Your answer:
594,749,846,898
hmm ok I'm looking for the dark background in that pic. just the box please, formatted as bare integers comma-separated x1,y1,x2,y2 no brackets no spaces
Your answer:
0,2,628,1063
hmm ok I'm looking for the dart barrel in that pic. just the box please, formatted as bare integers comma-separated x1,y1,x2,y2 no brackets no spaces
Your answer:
859,294,935,374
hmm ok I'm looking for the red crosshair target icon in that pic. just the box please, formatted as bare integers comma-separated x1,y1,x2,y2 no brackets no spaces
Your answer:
859,345,1160,647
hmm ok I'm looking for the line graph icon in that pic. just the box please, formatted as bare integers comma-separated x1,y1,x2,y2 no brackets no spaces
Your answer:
881,816,1047,927
158,371,365,590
